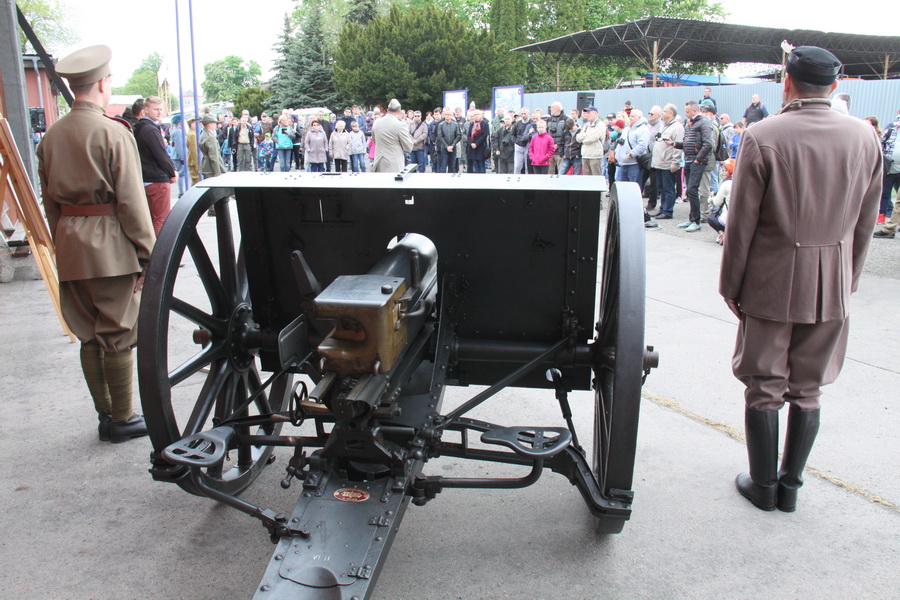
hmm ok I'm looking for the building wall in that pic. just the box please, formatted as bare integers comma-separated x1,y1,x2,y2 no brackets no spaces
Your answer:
22,56,59,129
525,79,900,126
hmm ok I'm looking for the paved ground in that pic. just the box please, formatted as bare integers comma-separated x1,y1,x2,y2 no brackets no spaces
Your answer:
1,188,897,599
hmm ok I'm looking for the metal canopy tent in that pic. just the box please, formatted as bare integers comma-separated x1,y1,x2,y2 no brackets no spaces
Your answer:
513,17,900,84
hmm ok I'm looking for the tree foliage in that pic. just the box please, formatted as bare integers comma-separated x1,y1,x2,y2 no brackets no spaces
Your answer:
267,2,344,110
265,0,729,107
235,87,274,118
488,0,526,83
113,52,165,97
334,6,514,108
17,0,78,54
119,70,158,96
346,0,377,25
201,56,262,103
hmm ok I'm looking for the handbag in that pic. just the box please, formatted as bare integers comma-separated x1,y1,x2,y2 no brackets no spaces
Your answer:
636,150,652,171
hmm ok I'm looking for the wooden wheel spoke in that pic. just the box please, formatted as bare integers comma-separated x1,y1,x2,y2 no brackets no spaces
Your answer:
214,203,240,303
187,232,231,314
182,360,230,437
168,341,226,387
171,297,226,334
236,248,249,302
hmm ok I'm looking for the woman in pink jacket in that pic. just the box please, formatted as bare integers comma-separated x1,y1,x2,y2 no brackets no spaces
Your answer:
528,120,555,174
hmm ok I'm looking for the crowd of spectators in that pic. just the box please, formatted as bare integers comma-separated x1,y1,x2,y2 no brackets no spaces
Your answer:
125,90,895,242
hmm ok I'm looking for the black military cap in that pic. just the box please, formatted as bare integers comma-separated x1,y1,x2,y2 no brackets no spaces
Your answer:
786,46,841,85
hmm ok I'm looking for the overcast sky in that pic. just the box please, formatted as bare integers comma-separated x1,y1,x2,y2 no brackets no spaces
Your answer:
55,0,895,93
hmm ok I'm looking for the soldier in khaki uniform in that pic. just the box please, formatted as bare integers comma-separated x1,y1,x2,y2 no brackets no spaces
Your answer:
37,45,157,443
199,114,226,178
185,116,201,186
720,47,882,512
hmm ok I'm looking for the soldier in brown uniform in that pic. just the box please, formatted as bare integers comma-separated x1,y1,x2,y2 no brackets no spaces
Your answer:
720,47,882,512
37,46,157,443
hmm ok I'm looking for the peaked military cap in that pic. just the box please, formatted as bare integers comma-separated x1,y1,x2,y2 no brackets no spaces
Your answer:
786,46,841,85
56,45,112,86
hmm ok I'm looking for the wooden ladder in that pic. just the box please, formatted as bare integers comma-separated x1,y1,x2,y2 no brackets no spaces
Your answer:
0,113,74,341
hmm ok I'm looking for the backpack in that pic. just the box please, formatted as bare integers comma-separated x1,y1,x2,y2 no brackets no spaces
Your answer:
713,126,729,162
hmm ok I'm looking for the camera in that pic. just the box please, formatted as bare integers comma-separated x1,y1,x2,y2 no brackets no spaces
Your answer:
655,132,663,140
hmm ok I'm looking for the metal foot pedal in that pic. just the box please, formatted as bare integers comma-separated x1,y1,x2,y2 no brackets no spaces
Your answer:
480,426,572,458
162,426,235,467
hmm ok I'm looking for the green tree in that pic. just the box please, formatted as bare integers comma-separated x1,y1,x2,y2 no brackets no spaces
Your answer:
113,52,166,97
489,0,527,83
266,14,302,111
406,0,490,28
120,70,159,96
17,0,78,54
234,87,274,118
334,6,513,108
291,1,343,108
201,56,262,103
346,0,377,25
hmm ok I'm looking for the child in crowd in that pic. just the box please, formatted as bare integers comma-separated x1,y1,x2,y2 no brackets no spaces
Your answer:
528,120,555,174
349,120,367,172
257,133,275,172
708,157,734,245
729,122,744,158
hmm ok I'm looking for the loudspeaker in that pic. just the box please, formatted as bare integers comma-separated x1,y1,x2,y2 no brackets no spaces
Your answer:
576,93,595,111
30,107,46,133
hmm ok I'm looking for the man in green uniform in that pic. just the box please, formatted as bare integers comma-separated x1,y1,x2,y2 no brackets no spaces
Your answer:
199,114,226,178
37,45,157,443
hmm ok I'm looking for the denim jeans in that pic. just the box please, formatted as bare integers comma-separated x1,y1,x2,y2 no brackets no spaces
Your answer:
173,159,185,195
350,153,366,172
683,161,706,224
559,157,582,175
655,168,678,216
438,148,455,173
616,163,641,183
277,148,292,172
469,156,486,173
310,162,325,172
881,171,899,217
513,144,528,174
410,149,426,173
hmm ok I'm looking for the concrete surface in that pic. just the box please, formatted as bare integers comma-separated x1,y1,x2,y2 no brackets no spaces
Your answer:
1,195,898,599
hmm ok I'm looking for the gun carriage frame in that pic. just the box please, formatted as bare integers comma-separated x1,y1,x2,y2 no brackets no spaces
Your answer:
138,171,657,599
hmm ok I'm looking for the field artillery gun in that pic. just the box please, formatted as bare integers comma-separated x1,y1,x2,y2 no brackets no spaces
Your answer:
138,169,658,599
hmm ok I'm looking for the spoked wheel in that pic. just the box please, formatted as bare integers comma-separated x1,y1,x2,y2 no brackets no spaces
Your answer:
138,187,291,496
592,182,649,534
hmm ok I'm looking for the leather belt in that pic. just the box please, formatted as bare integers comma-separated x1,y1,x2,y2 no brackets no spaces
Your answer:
59,204,117,216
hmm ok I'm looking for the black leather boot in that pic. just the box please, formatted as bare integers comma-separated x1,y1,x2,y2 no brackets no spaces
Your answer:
735,407,779,511
777,405,820,512
98,412,112,441
108,414,149,443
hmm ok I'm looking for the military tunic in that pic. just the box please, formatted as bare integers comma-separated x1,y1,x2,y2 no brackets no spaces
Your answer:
186,125,200,185
37,100,156,351
720,102,882,409
199,128,226,177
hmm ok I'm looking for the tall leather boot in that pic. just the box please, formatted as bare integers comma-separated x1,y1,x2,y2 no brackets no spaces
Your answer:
735,407,779,511
104,349,148,443
777,404,820,512
80,342,112,440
